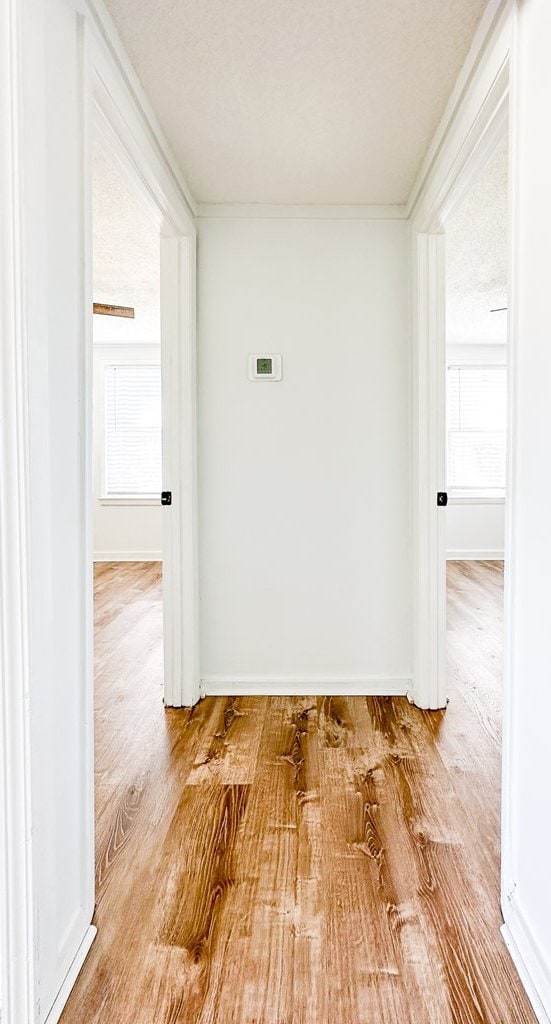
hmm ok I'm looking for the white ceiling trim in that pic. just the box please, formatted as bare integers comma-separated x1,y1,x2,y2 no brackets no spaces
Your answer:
406,0,513,220
86,0,511,221
85,0,197,219
101,0,491,207
196,203,407,220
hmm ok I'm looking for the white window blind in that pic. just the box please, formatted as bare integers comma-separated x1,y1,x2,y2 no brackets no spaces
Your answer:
447,363,506,493
104,364,161,497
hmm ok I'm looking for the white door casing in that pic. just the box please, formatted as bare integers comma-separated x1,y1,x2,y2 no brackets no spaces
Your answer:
409,0,512,710
0,1,200,1022
91,23,200,709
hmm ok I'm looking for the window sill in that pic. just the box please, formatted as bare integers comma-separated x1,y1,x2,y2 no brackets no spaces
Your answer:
98,496,160,507
448,492,505,505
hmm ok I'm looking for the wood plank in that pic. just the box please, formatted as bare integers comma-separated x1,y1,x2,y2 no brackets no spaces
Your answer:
211,696,323,1024
185,696,267,785
93,302,134,318
59,560,538,1024
366,695,535,1024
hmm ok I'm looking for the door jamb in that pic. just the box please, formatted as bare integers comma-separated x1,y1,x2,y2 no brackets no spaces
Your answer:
91,52,200,709
0,1,35,1018
410,20,511,711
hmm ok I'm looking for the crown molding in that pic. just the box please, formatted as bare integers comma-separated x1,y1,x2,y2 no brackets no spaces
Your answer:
196,202,408,221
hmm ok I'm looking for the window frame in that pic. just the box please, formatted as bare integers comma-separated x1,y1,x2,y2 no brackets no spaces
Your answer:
98,353,162,506
446,360,507,502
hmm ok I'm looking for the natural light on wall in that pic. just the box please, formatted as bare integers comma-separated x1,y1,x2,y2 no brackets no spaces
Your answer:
104,363,162,498
447,363,507,494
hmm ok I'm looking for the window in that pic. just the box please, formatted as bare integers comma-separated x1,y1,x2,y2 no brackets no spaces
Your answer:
447,363,506,495
103,363,161,499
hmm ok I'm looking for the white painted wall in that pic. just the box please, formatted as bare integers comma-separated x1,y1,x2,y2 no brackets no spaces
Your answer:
93,344,162,561
502,2,551,1018
447,501,504,560
446,344,506,559
16,0,95,1019
197,216,411,688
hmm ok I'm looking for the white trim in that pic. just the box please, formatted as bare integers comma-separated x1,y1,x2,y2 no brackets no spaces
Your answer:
42,926,97,1024
409,9,551,1022
500,0,520,950
0,0,35,1018
447,361,507,369
501,900,551,1024
407,0,513,220
449,493,505,505
411,231,448,711
92,342,159,350
196,202,407,220
98,497,159,506
84,0,196,219
79,13,97,996
201,676,410,698
91,75,200,709
410,5,512,231
410,11,512,711
93,551,161,562
160,236,200,708
446,550,504,561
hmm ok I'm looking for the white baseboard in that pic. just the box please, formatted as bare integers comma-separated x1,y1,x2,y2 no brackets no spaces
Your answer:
501,897,551,1024
44,925,97,1024
93,551,161,562
446,549,504,561
200,675,410,697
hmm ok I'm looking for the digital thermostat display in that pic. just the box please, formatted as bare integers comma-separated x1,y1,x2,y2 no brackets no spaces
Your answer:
248,354,282,381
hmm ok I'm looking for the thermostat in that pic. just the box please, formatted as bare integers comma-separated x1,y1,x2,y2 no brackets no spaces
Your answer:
248,353,282,381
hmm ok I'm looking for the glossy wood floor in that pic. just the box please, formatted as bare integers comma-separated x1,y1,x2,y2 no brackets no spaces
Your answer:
60,559,536,1024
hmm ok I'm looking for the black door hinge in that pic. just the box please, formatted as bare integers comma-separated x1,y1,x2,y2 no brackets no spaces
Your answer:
437,491,448,507
161,491,172,506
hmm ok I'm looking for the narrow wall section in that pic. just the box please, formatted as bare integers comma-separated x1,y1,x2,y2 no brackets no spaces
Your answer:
503,1,551,1018
197,216,411,689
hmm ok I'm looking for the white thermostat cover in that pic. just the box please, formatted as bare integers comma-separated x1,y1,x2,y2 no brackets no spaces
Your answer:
248,353,282,381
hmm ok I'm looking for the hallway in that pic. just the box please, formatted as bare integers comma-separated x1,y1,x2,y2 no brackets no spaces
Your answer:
60,560,535,1023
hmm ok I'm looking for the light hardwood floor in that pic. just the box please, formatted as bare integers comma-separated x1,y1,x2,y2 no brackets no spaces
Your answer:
60,559,536,1023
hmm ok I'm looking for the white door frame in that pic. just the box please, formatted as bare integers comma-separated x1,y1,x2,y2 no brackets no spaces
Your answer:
410,10,550,1006
410,3,512,710
0,3,35,1021
91,33,200,709
0,4,199,1019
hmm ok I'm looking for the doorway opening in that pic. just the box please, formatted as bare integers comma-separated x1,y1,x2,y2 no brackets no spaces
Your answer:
444,130,508,717
91,133,166,886
444,135,509,755
92,135,165,697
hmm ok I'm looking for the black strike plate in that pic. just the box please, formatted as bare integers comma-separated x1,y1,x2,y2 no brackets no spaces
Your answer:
437,492,448,507
161,491,172,506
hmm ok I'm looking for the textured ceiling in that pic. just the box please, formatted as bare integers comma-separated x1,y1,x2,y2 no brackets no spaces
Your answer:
103,0,488,205
446,137,508,346
93,144,160,343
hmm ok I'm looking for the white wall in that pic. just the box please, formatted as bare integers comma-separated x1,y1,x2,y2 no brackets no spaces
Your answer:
3,0,196,1018
447,501,504,560
16,0,95,1019
197,216,411,688
503,2,551,1018
446,344,506,559
93,344,162,561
